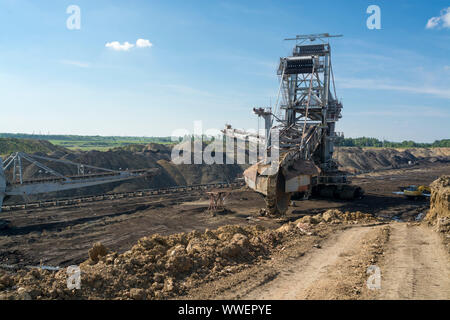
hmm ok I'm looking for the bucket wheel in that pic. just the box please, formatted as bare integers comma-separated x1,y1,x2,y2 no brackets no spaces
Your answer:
265,171,291,215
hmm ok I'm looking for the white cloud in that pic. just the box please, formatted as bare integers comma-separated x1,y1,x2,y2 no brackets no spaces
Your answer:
60,60,90,68
426,17,440,29
136,39,152,48
105,41,135,51
426,7,450,29
105,39,153,51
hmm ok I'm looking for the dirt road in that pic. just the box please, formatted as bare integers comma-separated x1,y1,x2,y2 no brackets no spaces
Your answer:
242,225,381,299
379,223,450,299
241,222,450,300
186,221,450,300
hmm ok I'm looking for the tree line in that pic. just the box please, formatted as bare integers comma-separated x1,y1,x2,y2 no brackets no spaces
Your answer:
335,137,450,148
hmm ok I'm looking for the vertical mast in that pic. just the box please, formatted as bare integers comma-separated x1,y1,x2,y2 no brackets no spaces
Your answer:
273,33,342,172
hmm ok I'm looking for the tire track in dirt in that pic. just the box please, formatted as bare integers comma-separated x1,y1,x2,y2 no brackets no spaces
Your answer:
241,224,383,299
378,223,450,299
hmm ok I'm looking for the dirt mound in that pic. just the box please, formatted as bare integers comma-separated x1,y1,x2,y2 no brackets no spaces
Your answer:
427,175,450,220
425,175,450,251
274,210,376,237
334,147,450,174
0,209,378,300
87,243,108,264
0,138,68,157
0,225,272,300
334,147,417,174
405,148,450,159
296,209,376,225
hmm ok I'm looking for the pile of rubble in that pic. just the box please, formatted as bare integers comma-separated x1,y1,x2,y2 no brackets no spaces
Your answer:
0,224,275,300
0,209,375,300
275,209,375,235
297,209,375,225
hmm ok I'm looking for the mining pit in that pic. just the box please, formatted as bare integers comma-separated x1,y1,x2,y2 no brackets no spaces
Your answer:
0,146,449,300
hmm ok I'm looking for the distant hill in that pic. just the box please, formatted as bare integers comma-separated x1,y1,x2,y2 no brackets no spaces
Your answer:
0,138,68,157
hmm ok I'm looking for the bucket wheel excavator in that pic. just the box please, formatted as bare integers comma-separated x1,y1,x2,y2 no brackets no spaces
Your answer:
223,33,363,215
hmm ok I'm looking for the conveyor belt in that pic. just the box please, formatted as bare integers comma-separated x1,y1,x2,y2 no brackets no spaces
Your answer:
1,181,245,212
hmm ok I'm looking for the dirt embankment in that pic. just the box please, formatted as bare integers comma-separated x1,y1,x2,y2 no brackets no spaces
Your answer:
0,209,376,300
405,148,450,159
424,175,450,252
427,175,450,221
334,147,450,174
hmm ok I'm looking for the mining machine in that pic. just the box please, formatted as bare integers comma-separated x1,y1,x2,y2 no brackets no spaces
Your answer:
223,33,363,215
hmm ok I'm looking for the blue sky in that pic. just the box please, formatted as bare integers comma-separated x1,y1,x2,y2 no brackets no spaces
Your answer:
0,0,449,142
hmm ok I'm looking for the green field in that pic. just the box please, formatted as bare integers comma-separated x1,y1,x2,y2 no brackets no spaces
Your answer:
47,138,175,151
0,134,176,151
